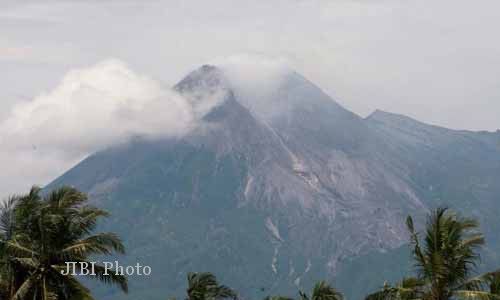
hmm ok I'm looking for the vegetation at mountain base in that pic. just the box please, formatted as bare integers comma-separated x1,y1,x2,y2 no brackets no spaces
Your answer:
2,187,499,300
0,186,127,300
168,272,341,300
365,207,500,300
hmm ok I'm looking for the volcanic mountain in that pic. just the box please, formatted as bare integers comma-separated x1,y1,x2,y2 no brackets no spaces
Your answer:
48,64,500,300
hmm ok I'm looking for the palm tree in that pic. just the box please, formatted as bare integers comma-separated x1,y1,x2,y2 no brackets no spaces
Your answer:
366,207,499,300
299,281,343,300
0,186,128,300
186,272,236,300
406,207,486,300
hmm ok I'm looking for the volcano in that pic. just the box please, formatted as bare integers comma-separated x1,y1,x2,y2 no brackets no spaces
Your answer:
48,64,500,300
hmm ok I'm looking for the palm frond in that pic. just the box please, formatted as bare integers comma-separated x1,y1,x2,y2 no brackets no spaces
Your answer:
187,272,236,300
61,232,125,258
461,270,500,294
12,271,38,300
46,186,87,210
60,272,96,300
0,195,20,239
12,257,39,270
88,263,128,293
5,239,37,257
311,281,343,300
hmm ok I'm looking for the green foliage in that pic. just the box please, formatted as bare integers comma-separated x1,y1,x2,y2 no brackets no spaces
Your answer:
366,207,500,300
459,270,500,299
260,280,342,300
299,281,343,300
185,272,236,300
365,277,425,300
0,186,128,300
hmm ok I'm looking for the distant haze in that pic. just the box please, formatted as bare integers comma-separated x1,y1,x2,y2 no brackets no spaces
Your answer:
1,0,500,198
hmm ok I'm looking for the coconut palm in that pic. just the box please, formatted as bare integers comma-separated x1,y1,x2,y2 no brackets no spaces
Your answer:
186,272,237,300
299,281,343,300
0,186,128,300
366,207,499,300
406,207,487,300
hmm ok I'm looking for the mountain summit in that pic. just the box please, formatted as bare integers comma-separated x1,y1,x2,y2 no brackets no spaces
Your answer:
48,64,500,300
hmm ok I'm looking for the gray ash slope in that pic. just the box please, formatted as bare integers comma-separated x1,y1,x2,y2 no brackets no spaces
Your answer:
48,65,500,300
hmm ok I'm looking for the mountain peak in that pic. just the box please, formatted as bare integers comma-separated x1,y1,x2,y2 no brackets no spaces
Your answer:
173,61,371,155
174,64,228,93
174,61,344,124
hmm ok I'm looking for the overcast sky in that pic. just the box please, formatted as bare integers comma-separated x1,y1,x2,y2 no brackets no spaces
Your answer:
1,0,500,198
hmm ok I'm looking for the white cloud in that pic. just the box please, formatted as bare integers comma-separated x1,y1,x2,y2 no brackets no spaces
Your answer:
0,59,220,198
213,53,293,119
214,53,291,87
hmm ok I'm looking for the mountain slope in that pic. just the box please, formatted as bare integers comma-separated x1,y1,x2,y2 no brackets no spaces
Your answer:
366,110,500,249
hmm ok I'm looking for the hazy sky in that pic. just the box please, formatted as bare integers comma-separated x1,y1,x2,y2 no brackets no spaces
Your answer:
1,0,500,198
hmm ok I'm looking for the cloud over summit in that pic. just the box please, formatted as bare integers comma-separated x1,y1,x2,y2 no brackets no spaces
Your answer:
0,59,219,197
0,54,302,198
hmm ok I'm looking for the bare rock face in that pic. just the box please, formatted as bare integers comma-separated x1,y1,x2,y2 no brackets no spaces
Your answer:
48,65,500,300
